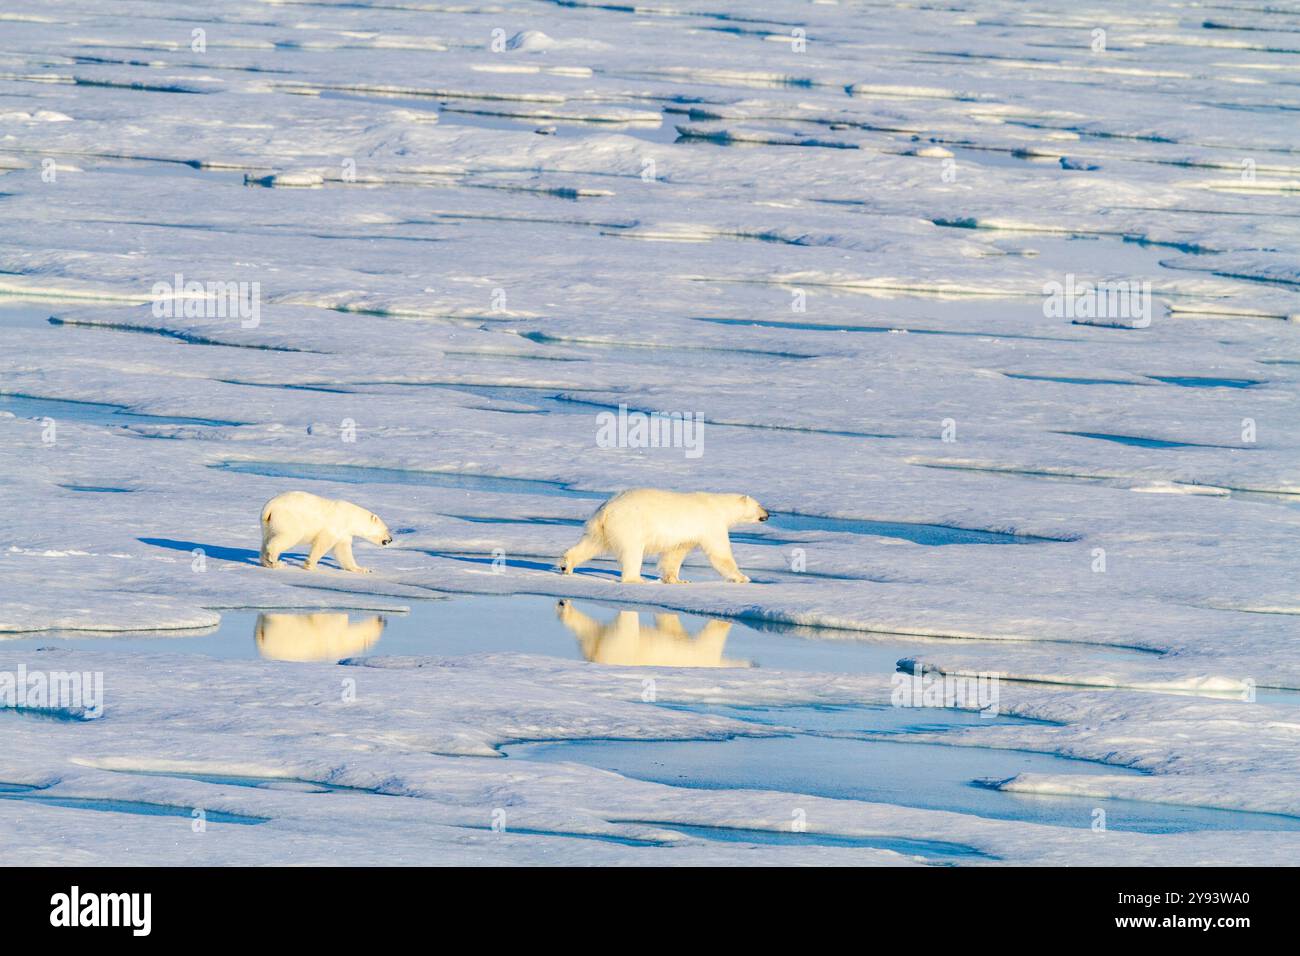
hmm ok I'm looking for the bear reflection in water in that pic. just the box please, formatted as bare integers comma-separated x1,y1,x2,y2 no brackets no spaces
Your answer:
557,599,749,668
255,612,385,662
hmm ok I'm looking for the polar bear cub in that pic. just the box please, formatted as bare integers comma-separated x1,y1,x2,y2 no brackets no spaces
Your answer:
559,488,769,584
259,490,392,573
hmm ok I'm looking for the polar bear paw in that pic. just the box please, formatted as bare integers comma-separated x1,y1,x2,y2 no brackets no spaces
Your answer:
728,574,751,584
660,575,689,584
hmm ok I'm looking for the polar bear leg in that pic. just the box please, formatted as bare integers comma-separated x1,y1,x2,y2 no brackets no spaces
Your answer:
617,543,645,583
261,532,298,568
303,534,335,571
701,535,749,584
658,546,692,584
559,534,602,575
334,538,370,574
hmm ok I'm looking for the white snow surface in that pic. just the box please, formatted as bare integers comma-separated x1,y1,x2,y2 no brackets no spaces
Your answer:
1,0,1298,864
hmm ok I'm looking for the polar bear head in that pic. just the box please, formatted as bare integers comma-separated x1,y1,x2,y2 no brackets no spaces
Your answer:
342,502,393,546
363,511,394,546
729,494,770,525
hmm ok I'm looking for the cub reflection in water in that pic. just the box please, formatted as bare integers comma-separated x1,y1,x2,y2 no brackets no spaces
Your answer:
255,612,385,662
556,599,750,668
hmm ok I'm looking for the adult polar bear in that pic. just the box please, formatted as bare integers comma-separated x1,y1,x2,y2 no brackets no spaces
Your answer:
260,491,392,573
560,488,769,583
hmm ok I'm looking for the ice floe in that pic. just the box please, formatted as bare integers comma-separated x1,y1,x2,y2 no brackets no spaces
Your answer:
2,0,1298,864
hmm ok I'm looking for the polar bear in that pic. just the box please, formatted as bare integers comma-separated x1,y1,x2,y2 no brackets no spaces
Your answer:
558,488,769,583
259,490,392,573
255,612,385,662
556,599,749,667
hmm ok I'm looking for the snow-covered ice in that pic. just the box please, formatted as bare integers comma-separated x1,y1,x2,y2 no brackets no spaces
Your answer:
1,0,1298,865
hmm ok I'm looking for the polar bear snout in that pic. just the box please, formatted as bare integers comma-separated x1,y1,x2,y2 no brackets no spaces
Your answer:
738,495,770,523
364,512,393,546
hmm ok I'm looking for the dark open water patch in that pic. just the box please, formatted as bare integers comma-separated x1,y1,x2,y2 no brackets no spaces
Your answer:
1,394,243,427
617,820,990,859
505,728,1300,835
219,378,356,394
48,318,317,352
455,825,664,847
0,790,267,825
1056,431,1248,450
694,315,1075,342
0,706,97,722
517,329,817,360
942,147,1060,172
1148,375,1261,388
1004,372,1150,386
111,769,382,796
765,511,1073,545
384,383,604,407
